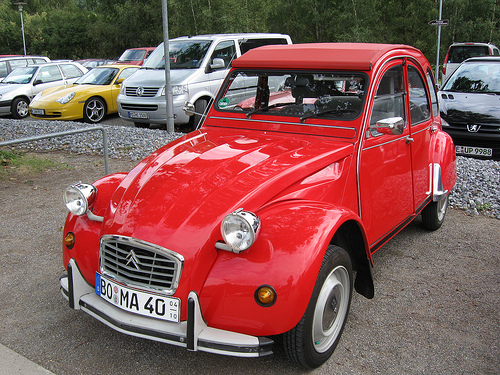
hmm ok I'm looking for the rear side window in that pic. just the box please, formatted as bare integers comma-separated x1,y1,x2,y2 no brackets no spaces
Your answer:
9,59,29,70
448,46,489,63
407,66,430,124
239,38,289,54
61,64,84,79
0,61,8,78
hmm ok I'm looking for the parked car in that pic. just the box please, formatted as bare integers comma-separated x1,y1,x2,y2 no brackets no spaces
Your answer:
60,43,456,369
0,62,87,119
0,55,50,80
29,64,138,123
75,59,117,69
439,56,500,160
442,42,499,83
115,47,155,65
116,33,292,131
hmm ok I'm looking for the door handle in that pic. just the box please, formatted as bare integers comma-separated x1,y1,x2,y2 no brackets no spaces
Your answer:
406,136,414,144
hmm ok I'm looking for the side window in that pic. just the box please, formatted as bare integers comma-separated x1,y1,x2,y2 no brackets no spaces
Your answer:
9,59,29,70
36,65,63,84
116,67,138,82
0,61,8,78
426,69,439,117
239,38,289,54
369,65,405,136
210,41,236,69
408,65,431,125
60,64,83,79
33,58,48,64
494,48,500,56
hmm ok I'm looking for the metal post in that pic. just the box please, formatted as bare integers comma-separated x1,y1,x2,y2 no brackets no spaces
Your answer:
14,2,27,55
161,0,175,134
435,0,443,82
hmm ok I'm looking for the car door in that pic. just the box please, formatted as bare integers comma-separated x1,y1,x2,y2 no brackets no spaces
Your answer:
358,61,414,251
31,65,65,99
406,62,434,212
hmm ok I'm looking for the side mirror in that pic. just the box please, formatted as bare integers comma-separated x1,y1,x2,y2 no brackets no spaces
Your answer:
33,79,43,86
374,117,406,135
206,58,225,73
183,101,196,116
115,77,125,85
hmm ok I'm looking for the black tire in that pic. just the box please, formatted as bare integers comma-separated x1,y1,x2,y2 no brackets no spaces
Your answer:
11,97,29,119
422,195,448,230
193,98,209,130
83,97,106,123
283,245,353,369
134,122,150,128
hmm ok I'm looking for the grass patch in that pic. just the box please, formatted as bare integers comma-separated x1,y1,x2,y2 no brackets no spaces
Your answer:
1,149,71,178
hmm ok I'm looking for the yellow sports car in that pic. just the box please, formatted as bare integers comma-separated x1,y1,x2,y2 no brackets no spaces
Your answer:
29,64,138,123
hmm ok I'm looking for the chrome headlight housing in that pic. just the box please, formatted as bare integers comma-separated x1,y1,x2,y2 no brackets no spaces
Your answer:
162,84,188,96
64,183,96,216
55,92,75,104
221,209,260,253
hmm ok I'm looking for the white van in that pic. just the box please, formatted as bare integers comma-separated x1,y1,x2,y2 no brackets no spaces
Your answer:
116,33,292,131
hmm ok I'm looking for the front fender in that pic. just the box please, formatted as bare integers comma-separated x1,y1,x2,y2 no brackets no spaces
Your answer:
62,172,127,284
198,200,365,337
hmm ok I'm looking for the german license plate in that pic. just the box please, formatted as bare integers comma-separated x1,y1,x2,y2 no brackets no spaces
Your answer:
31,108,44,115
95,273,180,322
456,145,493,157
128,111,148,119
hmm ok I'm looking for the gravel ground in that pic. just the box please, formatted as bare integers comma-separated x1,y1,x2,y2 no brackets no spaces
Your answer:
1,118,499,219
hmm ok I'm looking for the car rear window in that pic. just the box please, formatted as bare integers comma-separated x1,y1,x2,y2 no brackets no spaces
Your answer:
448,46,490,63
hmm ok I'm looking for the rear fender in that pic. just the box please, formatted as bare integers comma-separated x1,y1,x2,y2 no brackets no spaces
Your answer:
199,200,371,337
431,130,457,196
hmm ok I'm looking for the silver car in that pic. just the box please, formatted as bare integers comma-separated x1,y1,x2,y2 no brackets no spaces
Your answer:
117,33,292,131
0,62,87,118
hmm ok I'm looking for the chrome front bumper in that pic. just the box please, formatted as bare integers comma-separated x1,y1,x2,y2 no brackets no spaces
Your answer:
61,258,273,357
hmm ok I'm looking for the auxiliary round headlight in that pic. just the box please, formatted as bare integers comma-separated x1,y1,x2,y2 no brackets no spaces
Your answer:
63,183,96,216
221,209,260,253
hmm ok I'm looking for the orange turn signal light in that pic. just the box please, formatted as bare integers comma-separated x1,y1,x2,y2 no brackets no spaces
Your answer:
255,285,276,307
64,232,75,249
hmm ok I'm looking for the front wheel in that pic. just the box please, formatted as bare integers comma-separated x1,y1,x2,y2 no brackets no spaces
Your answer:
83,97,106,123
422,195,448,230
283,245,353,369
11,97,29,119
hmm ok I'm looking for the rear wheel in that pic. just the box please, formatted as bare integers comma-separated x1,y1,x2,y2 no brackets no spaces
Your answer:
11,97,29,119
283,245,353,369
422,195,448,230
83,97,106,123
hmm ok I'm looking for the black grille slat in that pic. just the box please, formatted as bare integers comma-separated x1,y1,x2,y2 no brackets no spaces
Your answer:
125,87,160,97
100,236,183,294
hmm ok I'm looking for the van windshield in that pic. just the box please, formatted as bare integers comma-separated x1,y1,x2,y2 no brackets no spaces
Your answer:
143,40,212,70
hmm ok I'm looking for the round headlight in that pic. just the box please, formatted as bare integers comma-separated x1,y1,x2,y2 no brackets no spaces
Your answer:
63,183,96,216
221,209,260,253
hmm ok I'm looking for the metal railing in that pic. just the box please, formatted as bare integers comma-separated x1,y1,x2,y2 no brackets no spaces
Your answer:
0,126,110,174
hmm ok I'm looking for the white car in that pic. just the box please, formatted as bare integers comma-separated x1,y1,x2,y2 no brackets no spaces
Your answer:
0,62,87,119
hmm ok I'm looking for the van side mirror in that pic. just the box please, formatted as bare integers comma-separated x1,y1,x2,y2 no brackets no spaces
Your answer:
206,58,225,73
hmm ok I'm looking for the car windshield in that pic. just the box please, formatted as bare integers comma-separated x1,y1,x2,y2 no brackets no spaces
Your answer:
215,70,366,121
2,67,37,84
118,49,146,62
76,67,119,85
143,40,212,70
442,62,500,93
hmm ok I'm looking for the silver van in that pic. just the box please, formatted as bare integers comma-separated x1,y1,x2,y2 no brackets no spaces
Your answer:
117,33,292,131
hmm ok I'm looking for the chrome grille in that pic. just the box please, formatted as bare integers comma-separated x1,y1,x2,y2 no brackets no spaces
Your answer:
125,86,160,97
100,235,183,294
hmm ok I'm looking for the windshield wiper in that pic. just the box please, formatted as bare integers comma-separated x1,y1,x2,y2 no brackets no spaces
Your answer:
246,102,296,118
300,108,356,122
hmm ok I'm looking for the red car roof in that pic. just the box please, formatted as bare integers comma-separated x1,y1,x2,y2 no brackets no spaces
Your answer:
232,43,418,71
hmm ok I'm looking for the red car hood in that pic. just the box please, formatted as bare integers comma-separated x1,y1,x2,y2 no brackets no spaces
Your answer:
101,127,353,289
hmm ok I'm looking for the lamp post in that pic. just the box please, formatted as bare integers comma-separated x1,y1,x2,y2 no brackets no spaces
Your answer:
14,2,27,55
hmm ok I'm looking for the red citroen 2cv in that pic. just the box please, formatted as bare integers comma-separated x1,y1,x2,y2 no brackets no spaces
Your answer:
60,43,456,368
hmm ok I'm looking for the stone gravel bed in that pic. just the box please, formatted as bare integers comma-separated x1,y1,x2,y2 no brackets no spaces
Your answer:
1,118,499,219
